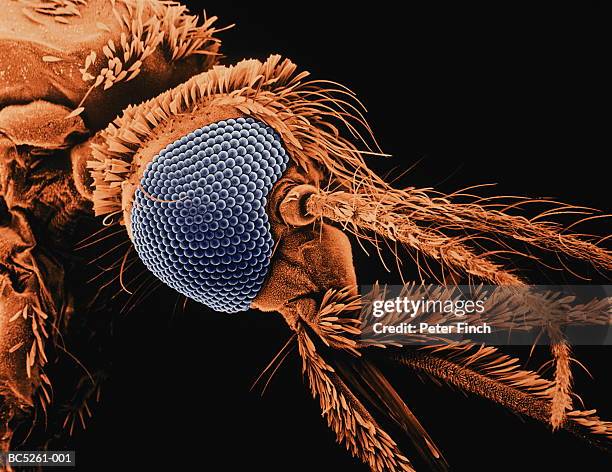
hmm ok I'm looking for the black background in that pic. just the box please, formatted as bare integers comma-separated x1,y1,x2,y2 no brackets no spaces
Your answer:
67,2,609,471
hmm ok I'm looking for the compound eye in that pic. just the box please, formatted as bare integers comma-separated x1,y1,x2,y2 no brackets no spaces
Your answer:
131,117,289,313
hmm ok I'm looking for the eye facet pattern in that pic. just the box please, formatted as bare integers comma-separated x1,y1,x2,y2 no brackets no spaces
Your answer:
131,118,289,313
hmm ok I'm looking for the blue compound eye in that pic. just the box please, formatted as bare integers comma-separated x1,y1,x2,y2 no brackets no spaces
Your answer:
131,117,289,313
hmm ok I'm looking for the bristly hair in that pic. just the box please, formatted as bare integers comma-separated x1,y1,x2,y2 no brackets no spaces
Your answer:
305,286,612,465
22,0,88,22
88,51,611,281
57,0,225,118
391,343,612,448
296,324,415,472
88,53,384,218
358,283,610,431
306,191,612,284
305,287,362,355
